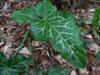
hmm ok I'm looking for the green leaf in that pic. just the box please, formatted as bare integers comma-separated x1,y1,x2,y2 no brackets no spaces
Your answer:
11,0,87,68
11,6,34,24
0,52,33,75
92,8,100,26
96,51,100,60
47,66,69,75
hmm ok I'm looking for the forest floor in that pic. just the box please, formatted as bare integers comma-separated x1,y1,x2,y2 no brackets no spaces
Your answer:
0,0,100,75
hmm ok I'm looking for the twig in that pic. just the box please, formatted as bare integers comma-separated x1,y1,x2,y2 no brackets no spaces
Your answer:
11,31,29,58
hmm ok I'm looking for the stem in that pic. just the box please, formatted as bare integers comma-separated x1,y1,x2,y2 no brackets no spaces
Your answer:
28,38,32,54
28,37,38,75
11,31,29,58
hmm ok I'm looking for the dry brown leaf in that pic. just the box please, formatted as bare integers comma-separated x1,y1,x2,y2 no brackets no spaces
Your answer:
9,0,16,2
94,67,100,75
88,43,100,54
79,68,89,75
85,34,93,40
93,31,99,39
2,2,10,13
0,40,4,46
32,40,40,47
1,43,14,58
54,55,66,65
88,8,95,12
70,70,77,75
19,47,30,56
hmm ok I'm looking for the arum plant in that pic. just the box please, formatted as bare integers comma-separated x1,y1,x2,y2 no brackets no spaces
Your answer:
11,0,87,68
0,31,33,75
92,7,100,34
0,52,33,75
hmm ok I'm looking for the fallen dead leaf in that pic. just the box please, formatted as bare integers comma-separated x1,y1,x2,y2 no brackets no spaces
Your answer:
54,55,66,65
2,2,11,14
85,34,93,40
92,31,99,39
1,43,14,58
88,8,95,12
70,70,77,75
88,43,100,54
94,67,100,75
19,47,30,56
88,53,95,66
79,68,89,75
32,40,40,47
0,40,3,46
9,0,16,2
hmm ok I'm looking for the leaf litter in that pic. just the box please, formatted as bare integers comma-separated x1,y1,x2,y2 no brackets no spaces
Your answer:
0,0,100,75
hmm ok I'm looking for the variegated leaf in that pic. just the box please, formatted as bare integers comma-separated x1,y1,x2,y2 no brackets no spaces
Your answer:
0,52,32,75
11,0,87,68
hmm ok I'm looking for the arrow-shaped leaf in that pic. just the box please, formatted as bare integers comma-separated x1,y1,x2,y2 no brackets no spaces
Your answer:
11,0,87,68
